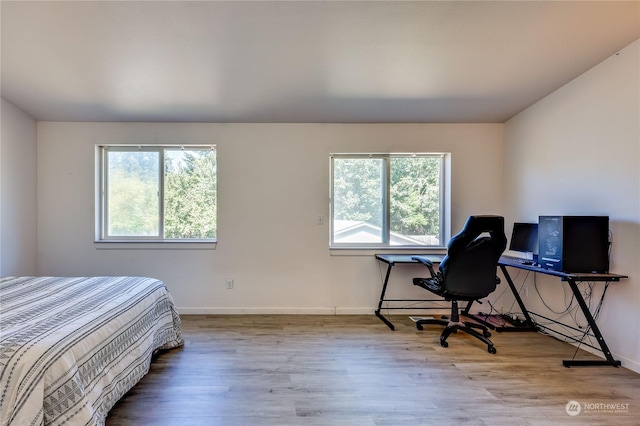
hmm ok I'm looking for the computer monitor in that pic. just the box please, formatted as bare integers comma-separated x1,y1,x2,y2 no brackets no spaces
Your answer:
509,222,538,258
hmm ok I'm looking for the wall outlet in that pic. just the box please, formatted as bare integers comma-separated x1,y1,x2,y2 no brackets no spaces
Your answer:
525,286,529,298
226,279,234,289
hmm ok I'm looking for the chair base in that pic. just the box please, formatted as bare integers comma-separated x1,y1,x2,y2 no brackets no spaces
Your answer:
415,313,497,354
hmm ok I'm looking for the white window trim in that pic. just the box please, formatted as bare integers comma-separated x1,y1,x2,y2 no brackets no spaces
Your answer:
94,240,216,250
95,144,217,248
329,152,451,252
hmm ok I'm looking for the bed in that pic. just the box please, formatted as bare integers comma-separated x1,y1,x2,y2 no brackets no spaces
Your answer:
0,276,183,426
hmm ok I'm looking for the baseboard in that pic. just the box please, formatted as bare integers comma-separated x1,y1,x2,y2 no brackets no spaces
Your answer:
613,354,640,374
177,307,376,315
565,341,640,374
177,307,450,315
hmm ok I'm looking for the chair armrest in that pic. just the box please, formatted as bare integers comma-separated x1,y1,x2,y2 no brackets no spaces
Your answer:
412,256,437,278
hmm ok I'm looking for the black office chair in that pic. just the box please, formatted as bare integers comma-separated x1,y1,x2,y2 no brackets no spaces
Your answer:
412,215,507,354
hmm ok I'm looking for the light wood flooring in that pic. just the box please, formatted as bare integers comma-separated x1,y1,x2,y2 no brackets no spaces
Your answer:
106,315,640,426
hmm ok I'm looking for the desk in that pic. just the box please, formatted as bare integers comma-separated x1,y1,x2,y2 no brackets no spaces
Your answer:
497,256,627,367
374,254,444,330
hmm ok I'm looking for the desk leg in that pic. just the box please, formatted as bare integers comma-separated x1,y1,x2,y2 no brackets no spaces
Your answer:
375,262,395,331
562,279,621,368
499,265,536,328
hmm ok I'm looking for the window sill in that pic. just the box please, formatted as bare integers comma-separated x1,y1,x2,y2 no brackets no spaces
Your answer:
330,247,446,256
95,240,217,250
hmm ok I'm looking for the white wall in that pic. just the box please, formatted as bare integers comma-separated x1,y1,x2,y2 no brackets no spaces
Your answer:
0,98,37,276
504,40,640,372
36,122,503,313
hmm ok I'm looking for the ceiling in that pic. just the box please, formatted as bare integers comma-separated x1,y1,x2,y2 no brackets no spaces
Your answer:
1,1,639,123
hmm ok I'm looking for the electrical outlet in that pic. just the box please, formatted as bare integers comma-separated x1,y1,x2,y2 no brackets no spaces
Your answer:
226,279,234,289
525,286,529,298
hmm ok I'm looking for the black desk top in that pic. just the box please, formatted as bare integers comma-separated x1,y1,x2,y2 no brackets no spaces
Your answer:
499,256,628,282
376,253,445,265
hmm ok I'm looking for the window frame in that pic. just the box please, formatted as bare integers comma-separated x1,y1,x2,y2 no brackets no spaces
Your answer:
96,144,217,246
329,152,449,250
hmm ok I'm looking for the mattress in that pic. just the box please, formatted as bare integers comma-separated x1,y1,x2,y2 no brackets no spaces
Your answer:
0,276,183,426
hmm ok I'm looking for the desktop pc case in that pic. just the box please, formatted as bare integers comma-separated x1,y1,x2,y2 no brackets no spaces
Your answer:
538,216,609,273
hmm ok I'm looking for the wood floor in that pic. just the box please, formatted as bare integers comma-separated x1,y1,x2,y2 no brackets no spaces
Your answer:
106,315,639,426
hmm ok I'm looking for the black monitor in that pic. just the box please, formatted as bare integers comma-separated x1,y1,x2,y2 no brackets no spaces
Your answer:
509,222,538,257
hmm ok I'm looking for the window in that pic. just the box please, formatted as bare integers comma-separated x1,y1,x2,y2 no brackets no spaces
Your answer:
330,153,448,249
97,145,216,242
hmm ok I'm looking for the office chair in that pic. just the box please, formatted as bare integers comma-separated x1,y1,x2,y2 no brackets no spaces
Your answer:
412,215,507,354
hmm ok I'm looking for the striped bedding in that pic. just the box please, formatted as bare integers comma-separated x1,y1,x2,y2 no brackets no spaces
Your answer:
0,276,183,426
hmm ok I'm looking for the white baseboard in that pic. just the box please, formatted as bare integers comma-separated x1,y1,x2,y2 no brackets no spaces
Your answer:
565,341,640,374
177,307,375,315
177,307,450,315
614,354,640,374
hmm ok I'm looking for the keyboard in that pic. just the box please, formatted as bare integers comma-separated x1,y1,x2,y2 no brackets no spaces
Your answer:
502,256,535,265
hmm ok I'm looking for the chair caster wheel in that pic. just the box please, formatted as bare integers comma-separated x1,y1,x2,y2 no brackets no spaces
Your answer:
488,346,497,354
416,324,423,331
440,340,448,348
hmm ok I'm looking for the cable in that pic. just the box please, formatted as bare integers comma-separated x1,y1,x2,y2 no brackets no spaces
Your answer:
533,273,573,315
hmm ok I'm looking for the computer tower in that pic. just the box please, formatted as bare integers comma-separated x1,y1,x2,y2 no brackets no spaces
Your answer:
538,216,609,273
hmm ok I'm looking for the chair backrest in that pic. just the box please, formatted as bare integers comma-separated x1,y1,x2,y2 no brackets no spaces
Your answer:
439,215,507,299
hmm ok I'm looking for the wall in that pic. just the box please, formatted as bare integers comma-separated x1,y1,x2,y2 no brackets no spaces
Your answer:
36,122,503,313
503,40,640,372
0,98,37,276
